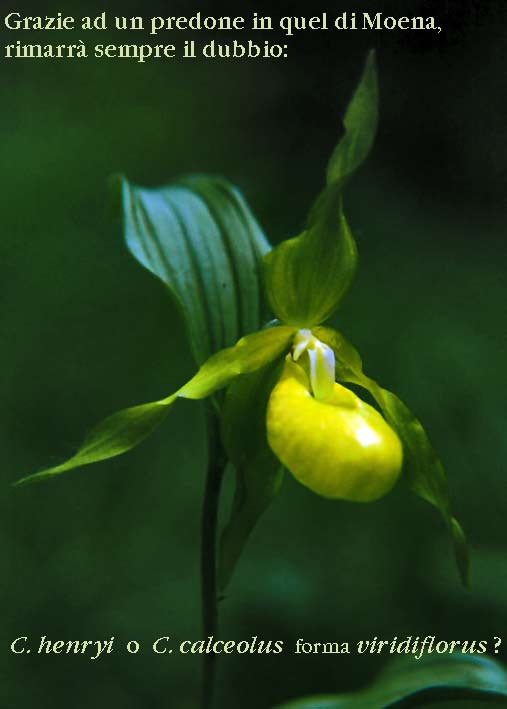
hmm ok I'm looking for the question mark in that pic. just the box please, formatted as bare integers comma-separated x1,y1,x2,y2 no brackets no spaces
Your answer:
493,637,502,654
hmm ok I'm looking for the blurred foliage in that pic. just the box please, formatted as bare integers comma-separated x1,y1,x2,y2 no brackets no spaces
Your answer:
278,654,507,708
2,0,506,707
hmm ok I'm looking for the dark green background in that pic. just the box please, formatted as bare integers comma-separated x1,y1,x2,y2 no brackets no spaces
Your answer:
2,0,506,707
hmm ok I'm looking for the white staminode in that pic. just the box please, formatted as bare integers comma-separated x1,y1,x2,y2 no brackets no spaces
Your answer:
292,330,336,401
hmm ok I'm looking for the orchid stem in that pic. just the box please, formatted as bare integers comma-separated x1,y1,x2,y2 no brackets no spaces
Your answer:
200,406,226,709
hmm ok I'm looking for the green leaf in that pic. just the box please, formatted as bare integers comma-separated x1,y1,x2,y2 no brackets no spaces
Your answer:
276,654,507,708
218,358,284,590
14,327,294,486
119,173,270,365
315,326,469,586
263,52,378,327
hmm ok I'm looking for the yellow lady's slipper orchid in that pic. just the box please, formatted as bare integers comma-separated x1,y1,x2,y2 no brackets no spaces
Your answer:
12,49,468,597
266,331,403,502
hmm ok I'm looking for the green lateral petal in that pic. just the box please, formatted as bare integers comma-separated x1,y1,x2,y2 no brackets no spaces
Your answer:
14,327,294,486
276,654,507,708
263,52,378,327
315,326,469,586
178,326,295,400
14,397,176,486
119,174,270,366
218,358,284,590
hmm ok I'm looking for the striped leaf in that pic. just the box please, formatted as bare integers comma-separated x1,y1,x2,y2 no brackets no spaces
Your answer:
120,174,271,364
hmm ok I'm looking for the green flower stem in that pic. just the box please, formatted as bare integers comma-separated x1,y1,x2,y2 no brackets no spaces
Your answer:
200,405,227,709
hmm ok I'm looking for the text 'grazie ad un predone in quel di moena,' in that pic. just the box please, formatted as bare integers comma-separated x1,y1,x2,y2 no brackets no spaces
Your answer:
1,11,442,62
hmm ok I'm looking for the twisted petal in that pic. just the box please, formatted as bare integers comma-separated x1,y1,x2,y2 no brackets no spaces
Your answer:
314,325,469,585
14,327,295,486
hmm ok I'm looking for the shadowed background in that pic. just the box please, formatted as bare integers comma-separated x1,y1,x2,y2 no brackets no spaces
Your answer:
2,0,506,707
